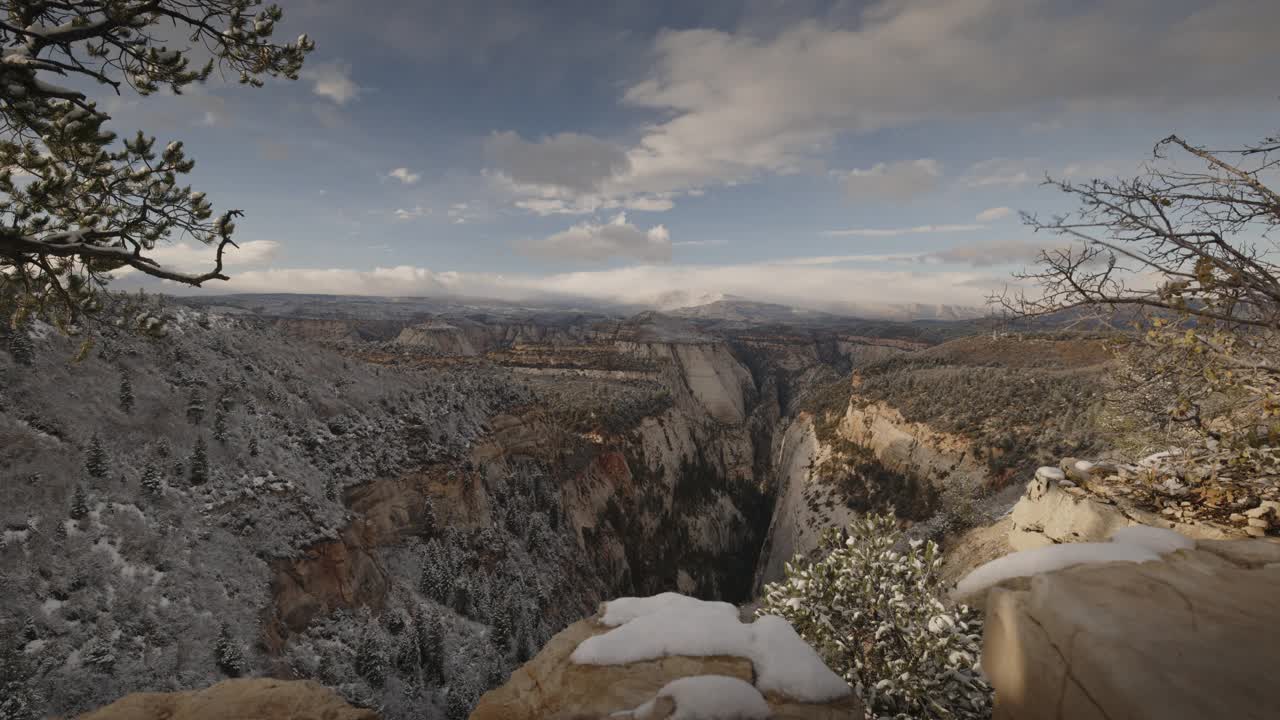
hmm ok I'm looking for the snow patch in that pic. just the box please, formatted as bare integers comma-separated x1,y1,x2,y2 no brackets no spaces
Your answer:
1034,466,1065,481
1139,449,1182,467
573,593,849,703
955,526,1192,598
616,675,769,719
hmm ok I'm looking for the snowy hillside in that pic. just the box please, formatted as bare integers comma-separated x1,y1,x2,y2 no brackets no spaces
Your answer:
0,301,602,719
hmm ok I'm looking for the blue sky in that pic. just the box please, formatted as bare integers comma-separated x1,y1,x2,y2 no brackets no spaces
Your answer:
108,0,1280,315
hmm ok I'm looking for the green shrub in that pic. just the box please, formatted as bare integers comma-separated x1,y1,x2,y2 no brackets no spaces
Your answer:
759,514,991,719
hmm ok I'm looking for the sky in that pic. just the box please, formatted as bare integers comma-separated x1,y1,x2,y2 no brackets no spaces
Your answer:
106,0,1280,316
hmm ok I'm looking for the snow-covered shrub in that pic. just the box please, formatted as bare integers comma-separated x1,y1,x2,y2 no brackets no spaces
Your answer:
759,514,991,719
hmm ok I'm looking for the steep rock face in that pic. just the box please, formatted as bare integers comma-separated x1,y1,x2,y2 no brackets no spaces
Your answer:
620,341,755,425
470,609,862,720
395,320,483,356
754,394,993,589
74,678,377,720
981,539,1280,720
753,416,855,588
839,400,992,494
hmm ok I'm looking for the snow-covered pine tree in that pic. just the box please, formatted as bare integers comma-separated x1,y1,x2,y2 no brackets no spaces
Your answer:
354,632,387,689
420,494,437,537
472,576,493,623
118,376,134,414
82,632,115,673
0,630,40,720
515,628,533,664
490,603,510,653
189,438,209,485
417,609,444,681
445,682,474,720
485,656,506,690
248,436,260,457
187,389,206,425
213,406,229,443
69,486,89,520
85,434,108,480
419,540,453,604
141,462,163,497
393,632,418,676
452,574,472,618
53,520,67,542
214,623,245,677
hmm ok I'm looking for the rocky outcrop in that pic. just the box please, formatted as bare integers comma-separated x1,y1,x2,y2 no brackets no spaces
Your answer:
471,604,861,720
395,320,484,356
981,538,1280,720
1009,465,1241,551
839,400,993,493
74,678,377,720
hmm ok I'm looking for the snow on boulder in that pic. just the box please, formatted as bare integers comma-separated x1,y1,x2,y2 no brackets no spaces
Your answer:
614,675,770,720
472,593,862,720
573,593,850,704
956,526,1193,600
1033,466,1065,483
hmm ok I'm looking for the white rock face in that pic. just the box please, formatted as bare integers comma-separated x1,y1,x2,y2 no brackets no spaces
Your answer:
981,539,1280,720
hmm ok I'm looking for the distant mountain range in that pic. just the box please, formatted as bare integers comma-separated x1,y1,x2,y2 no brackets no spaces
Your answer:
182,291,990,324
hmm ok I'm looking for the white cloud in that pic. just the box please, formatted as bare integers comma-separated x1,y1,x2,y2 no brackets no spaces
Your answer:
975,207,1014,222
774,252,923,266
822,223,984,238
836,159,942,202
922,239,1066,267
117,240,280,274
388,167,421,185
447,203,477,225
961,158,1038,189
485,131,630,194
580,0,1278,206
673,239,728,248
513,193,675,216
519,212,672,263
214,259,998,316
304,61,361,104
393,205,429,220
1062,161,1133,179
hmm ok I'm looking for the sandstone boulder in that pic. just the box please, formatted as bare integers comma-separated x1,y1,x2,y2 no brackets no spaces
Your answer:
471,601,861,720
75,678,377,720
981,538,1280,720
